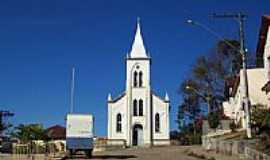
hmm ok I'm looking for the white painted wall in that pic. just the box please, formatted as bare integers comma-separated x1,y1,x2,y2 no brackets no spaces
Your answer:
108,94,127,140
126,60,150,90
107,20,170,147
223,23,270,129
223,68,269,128
152,94,169,140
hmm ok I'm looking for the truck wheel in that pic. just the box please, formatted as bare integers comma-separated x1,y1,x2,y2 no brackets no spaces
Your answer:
68,149,73,158
86,149,93,158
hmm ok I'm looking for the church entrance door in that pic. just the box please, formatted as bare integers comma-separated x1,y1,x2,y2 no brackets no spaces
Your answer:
132,124,143,146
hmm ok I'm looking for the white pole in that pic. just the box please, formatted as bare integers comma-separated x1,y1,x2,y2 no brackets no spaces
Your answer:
70,67,75,113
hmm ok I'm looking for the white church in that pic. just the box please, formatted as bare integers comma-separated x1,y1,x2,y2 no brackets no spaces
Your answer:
107,20,170,147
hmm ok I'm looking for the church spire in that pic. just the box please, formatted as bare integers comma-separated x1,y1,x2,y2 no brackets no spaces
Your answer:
129,18,148,58
107,93,112,102
165,92,170,102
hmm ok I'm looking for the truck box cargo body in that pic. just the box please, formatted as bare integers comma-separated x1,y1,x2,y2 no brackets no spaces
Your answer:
66,114,94,157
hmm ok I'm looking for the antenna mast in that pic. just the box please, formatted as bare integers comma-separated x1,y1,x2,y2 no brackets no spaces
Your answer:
70,67,75,113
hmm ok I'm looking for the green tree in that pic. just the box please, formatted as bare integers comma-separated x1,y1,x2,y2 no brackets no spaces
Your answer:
177,39,241,134
208,112,220,129
177,79,201,134
0,123,12,135
0,111,14,135
11,124,47,143
217,39,242,76
251,104,270,134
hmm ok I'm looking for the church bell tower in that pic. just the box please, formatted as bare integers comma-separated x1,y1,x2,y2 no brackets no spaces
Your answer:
125,19,152,146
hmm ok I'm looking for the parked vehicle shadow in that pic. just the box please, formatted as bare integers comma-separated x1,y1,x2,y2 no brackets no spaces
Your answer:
92,155,137,159
63,154,137,159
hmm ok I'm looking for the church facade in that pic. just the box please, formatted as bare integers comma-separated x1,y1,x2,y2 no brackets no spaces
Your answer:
107,20,170,147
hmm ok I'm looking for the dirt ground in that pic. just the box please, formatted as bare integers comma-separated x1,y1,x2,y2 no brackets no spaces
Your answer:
67,146,241,160
0,146,242,160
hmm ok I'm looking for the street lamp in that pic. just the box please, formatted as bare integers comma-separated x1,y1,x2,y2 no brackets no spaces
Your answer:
185,85,211,113
186,14,252,138
186,19,239,52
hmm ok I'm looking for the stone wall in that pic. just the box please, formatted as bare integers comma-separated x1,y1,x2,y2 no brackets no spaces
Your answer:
152,139,170,146
202,120,232,135
94,139,126,152
202,134,270,160
245,147,270,160
202,136,251,155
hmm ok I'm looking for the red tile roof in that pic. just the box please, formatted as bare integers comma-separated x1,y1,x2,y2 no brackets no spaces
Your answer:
256,15,270,67
224,75,240,98
45,125,66,140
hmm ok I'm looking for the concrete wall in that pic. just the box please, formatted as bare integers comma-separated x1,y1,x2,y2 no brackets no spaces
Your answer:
245,146,270,160
202,134,270,160
223,68,270,129
94,139,126,152
202,120,232,135
152,139,170,146
152,94,170,141
108,94,127,140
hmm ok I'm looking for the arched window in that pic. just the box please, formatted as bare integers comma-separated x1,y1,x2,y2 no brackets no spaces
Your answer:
139,99,143,116
155,113,160,132
139,71,143,87
133,99,138,116
116,113,122,132
133,71,138,87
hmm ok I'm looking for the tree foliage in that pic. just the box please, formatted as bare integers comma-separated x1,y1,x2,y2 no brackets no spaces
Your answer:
11,124,47,143
217,39,242,76
0,123,12,135
251,104,270,134
177,39,241,134
0,111,14,135
208,112,220,129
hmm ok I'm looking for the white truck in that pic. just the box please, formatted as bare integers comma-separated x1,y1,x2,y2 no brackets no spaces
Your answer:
66,114,94,158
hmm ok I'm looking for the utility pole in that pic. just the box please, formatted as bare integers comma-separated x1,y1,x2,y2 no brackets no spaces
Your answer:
212,13,252,138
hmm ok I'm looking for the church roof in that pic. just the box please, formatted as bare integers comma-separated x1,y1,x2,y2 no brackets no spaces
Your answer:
129,18,148,58
151,90,170,103
256,15,270,67
108,91,169,104
108,92,126,103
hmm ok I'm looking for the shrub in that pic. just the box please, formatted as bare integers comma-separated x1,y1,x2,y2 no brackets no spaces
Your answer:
191,133,202,144
208,112,220,129
251,104,270,134
229,121,237,132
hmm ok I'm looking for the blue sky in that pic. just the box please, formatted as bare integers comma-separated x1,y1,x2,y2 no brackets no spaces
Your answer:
0,0,269,136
